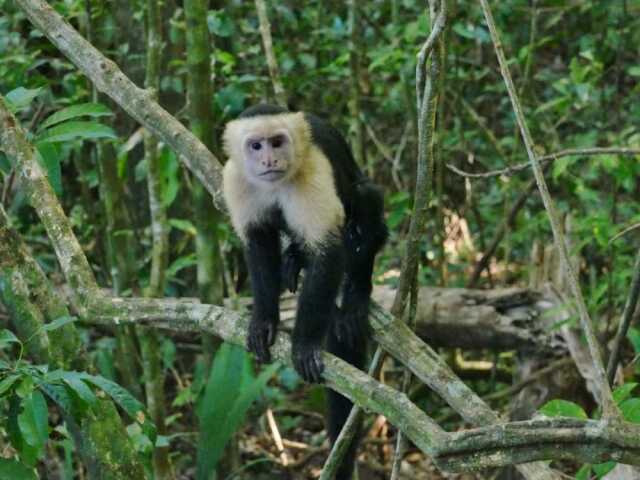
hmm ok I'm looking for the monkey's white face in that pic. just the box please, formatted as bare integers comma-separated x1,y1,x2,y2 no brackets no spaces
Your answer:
242,130,294,184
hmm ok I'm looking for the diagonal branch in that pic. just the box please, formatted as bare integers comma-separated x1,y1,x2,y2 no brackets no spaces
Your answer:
0,95,99,308
606,248,640,385
478,0,618,419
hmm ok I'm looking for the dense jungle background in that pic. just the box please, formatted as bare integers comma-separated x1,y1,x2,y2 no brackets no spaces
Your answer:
1,0,640,479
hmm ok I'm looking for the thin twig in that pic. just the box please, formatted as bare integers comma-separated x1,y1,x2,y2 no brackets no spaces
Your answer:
447,147,640,179
391,0,448,317
606,249,640,385
468,164,551,287
479,0,618,419
610,222,640,244
254,0,287,107
266,408,289,466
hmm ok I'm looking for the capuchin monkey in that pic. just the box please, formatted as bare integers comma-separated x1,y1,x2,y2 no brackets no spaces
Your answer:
223,104,387,479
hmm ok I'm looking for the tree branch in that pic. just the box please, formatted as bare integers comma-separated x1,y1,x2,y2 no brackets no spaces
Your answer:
254,0,287,107
447,147,640,179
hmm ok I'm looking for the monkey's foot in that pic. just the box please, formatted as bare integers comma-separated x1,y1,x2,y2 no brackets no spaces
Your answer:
247,320,277,363
292,343,324,383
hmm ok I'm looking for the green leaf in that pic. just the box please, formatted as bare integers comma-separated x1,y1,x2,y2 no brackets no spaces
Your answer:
0,374,21,397
620,398,640,423
18,390,49,449
5,87,42,112
628,66,640,77
196,343,278,479
0,458,38,480
613,383,638,405
575,464,591,480
39,103,112,130
539,399,588,419
81,374,145,420
43,316,77,333
168,219,197,236
36,121,117,144
35,142,62,195
39,383,72,415
63,376,97,407
166,254,197,278
593,461,616,477
0,329,21,349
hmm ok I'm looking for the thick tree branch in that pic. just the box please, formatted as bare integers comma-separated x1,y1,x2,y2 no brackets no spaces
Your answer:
86,295,640,472
15,0,225,209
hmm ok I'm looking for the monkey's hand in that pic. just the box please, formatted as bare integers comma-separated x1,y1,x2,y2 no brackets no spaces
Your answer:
281,243,306,293
247,317,278,364
291,341,324,383
334,301,370,349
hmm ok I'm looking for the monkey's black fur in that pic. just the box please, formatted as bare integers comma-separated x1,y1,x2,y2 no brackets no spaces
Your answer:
240,105,387,480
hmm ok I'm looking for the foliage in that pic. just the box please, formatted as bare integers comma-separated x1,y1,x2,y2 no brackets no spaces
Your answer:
1,0,640,477
0,328,154,478
539,382,640,478
195,342,279,480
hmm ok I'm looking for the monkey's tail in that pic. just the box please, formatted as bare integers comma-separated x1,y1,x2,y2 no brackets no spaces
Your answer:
325,328,367,480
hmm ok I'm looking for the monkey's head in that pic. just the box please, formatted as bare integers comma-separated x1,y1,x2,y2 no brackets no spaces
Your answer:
223,108,311,186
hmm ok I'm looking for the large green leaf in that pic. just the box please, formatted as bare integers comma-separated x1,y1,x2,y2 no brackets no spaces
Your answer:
196,343,278,480
0,458,38,480
39,103,112,130
36,121,117,144
538,399,588,419
18,390,49,449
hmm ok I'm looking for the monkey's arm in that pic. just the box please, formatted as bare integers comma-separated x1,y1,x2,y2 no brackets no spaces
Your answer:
292,238,345,383
246,225,282,363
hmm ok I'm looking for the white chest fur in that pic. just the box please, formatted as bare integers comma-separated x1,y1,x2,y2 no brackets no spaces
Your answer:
223,146,345,250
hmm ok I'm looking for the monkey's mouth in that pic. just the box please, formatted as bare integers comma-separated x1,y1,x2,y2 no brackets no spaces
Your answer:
259,170,286,180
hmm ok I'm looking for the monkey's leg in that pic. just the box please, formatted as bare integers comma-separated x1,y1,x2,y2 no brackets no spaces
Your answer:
281,241,307,293
326,328,366,480
246,225,282,363
335,215,388,347
291,240,344,383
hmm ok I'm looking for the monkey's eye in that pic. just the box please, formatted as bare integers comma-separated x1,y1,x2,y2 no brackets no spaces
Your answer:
271,136,283,148
251,141,262,151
